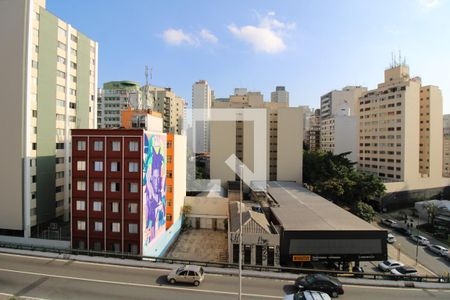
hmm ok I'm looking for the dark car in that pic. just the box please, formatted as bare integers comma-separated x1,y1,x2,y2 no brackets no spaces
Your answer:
393,226,411,236
295,274,344,298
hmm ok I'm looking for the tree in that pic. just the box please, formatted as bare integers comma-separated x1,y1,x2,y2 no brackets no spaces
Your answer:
303,150,385,205
353,201,376,223
424,202,439,225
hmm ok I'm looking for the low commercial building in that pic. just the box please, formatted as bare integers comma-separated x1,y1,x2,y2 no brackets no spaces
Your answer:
184,192,228,230
228,202,280,266
267,182,387,267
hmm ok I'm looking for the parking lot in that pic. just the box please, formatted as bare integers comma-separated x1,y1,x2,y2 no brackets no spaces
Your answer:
165,229,228,263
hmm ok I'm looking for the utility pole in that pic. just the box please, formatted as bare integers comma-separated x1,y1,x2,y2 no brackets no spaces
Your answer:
238,163,243,300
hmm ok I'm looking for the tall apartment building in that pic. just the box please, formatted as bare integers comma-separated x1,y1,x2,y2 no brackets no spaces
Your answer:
97,81,143,128
320,86,367,119
192,80,213,153
358,63,443,182
211,89,303,187
320,86,367,162
305,109,321,151
442,115,450,177
145,86,185,135
71,111,186,256
0,0,98,237
271,86,289,106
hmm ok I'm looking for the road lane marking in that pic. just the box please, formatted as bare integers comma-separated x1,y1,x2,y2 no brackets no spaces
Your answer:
0,267,282,299
0,292,51,300
345,284,450,292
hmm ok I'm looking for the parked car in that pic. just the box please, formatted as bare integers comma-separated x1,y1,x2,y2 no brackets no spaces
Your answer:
351,266,364,278
378,259,404,272
381,219,398,227
387,233,396,244
284,290,332,300
426,244,449,256
393,226,412,236
409,235,430,246
295,274,344,298
390,266,418,276
167,265,205,286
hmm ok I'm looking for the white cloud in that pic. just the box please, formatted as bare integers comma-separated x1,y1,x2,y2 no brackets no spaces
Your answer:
200,29,218,43
419,0,441,8
162,28,196,46
228,12,295,54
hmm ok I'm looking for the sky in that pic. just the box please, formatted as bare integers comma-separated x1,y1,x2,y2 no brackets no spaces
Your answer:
47,0,450,113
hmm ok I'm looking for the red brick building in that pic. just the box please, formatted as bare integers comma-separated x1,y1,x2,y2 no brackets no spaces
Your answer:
71,129,144,254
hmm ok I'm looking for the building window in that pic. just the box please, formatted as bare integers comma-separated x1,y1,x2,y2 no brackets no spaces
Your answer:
77,221,86,231
128,162,138,172
32,143,37,150
167,170,173,178
129,244,138,254
128,183,138,193
32,60,38,69
32,110,37,118
111,182,120,192
70,61,77,69
111,202,120,213
112,141,121,151
129,141,139,152
69,102,76,109
94,161,103,171
58,27,66,37
77,181,86,191
94,221,103,232
128,223,138,234
71,34,78,43
56,70,66,78
128,203,138,214
76,200,85,211
94,141,103,151
56,143,64,150
57,56,66,65
77,160,86,171
112,222,120,233
93,182,103,192
93,201,102,212
111,161,120,172
167,156,172,164
77,141,86,151
55,171,64,179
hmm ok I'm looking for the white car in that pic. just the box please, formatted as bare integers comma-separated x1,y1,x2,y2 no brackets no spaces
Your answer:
381,219,398,227
378,259,404,272
387,233,396,244
409,235,430,246
427,244,449,256
390,266,418,276
284,290,331,300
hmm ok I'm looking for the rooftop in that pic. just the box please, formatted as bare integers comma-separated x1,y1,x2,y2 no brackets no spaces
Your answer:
267,181,381,232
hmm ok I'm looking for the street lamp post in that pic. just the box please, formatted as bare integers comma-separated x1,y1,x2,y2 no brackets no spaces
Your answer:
415,213,420,266
238,163,243,300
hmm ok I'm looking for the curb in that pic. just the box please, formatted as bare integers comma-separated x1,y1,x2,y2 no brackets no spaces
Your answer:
1,248,450,290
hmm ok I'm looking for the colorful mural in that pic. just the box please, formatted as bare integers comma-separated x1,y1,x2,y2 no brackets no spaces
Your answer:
142,133,167,256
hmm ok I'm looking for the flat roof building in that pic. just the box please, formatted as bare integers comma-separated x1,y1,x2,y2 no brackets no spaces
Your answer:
266,182,387,266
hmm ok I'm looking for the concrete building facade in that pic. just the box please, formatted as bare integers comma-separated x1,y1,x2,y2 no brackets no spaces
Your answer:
305,109,321,151
0,0,98,237
192,80,213,153
146,86,185,135
271,86,289,106
210,89,303,187
358,64,443,183
444,115,450,177
97,81,142,129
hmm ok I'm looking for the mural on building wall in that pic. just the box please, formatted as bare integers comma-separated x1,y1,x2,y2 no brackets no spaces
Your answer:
142,133,167,256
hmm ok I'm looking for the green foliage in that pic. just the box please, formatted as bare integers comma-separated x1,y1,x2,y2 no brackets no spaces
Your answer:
303,150,385,205
353,201,377,223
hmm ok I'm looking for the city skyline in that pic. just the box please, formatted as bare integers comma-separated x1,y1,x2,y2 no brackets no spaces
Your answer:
47,0,450,113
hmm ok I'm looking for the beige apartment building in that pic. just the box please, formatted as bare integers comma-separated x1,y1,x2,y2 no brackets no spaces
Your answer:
443,115,450,177
145,86,185,135
358,64,442,184
0,0,98,237
320,86,367,162
210,89,303,187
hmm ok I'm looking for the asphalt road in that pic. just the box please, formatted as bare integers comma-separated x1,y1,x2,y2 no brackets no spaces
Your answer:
377,223,450,276
0,252,449,300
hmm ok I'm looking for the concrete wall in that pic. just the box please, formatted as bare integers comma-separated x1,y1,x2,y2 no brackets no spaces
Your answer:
0,0,29,232
277,108,303,183
210,121,236,186
173,135,187,224
335,116,358,163
184,196,228,216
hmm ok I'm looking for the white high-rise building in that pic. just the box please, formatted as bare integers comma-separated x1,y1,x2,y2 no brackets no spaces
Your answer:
192,80,213,153
271,86,289,106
